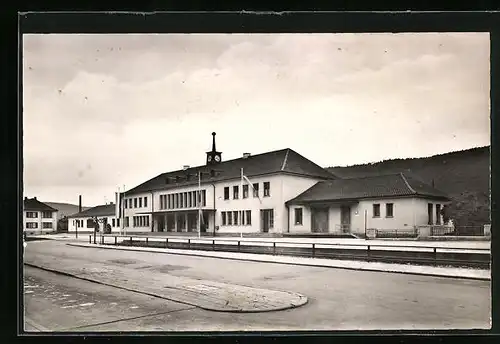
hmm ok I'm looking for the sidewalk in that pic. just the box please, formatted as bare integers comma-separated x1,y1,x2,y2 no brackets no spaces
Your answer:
35,233,491,250
68,242,491,281
24,249,308,313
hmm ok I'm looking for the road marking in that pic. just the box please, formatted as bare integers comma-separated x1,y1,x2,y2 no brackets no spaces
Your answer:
130,306,139,309
62,294,71,297
24,290,34,294
24,285,39,289
78,302,95,307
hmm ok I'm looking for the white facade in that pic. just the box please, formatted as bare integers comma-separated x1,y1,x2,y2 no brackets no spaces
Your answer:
68,214,120,233
23,210,57,234
120,173,324,235
288,197,449,235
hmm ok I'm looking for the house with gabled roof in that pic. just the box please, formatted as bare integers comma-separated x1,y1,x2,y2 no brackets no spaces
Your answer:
23,197,58,234
117,133,451,237
286,173,451,236
67,203,120,234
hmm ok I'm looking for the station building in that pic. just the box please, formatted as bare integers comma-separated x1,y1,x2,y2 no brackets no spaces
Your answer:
116,133,451,236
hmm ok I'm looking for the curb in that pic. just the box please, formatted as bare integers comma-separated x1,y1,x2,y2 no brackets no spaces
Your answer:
66,243,491,282
24,262,308,313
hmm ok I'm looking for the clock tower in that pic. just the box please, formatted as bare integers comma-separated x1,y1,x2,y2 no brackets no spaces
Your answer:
206,132,222,165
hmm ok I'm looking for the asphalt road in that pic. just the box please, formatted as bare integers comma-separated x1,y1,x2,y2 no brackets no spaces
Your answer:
23,240,491,332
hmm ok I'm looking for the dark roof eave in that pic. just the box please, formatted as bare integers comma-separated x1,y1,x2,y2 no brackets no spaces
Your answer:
68,212,115,219
125,171,333,196
287,192,451,205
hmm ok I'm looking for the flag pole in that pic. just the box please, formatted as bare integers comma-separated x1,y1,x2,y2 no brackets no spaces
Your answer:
123,184,126,236
198,171,201,238
240,168,244,238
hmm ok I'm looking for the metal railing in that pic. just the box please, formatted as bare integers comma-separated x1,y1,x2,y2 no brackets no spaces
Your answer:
375,229,418,238
92,234,491,269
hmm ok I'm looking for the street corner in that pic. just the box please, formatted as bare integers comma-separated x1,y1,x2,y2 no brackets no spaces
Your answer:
177,281,309,313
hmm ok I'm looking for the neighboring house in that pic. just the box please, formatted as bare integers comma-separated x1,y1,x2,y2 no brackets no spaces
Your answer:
115,133,452,236
23,197,58,234
67,203,119,234
286,173,451,235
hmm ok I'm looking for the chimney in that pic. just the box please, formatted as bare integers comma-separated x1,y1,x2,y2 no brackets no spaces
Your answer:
183,165,190,170
243,153,251,159
34,197,37,200
78,195,82,213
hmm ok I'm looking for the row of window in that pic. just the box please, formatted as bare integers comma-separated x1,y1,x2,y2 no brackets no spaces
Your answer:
221,210,252,226
133,216,150,227
224,182,270,200
26,222,53,229
160,190,207,210
373,203,394,218
26,211,52,218
124,196,148,209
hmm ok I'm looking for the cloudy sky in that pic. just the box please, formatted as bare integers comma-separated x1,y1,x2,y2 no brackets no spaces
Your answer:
23,33,490,206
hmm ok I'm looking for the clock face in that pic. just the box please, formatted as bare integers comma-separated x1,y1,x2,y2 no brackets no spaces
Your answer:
214,155,221,162
207,156,212,162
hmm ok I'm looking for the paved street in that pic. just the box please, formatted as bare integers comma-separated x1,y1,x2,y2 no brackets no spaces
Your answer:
23,240,491,331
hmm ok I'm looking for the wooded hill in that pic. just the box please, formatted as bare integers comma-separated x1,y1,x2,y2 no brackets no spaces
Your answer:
326,146,490,228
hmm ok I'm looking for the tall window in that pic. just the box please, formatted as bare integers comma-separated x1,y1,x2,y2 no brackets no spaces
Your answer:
385,203,394,218
246,210,252,225
436,204,441,225
233,211,239,225
373,204,380,218
112,218,116,227
428,203,434,225
179,193,184,208
222,212,227,226
233,186,239,199
125,200,128,209
42,211,52,218
263,182,270,197
129,199,133,208
86,219,94,228
253,183,259,197
139,197,142,207
224,187,230,200
125,217,129,227
202,190,206,206
117,219,120,227
294,208,303,225
228,212,233,225
144,197,148,207
134,198,138,208
243,185,249,198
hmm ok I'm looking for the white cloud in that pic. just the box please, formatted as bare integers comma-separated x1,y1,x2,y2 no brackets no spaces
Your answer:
22,33,490,205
